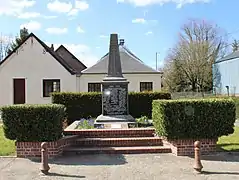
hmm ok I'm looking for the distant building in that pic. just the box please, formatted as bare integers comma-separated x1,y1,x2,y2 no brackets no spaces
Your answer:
213,51,239,95
0,33,86,106
0,34,162,106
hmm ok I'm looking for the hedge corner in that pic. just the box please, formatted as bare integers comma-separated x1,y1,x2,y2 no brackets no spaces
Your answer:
152,98,236,140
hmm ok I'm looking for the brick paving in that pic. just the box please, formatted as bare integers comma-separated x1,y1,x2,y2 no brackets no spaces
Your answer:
0,153,239,180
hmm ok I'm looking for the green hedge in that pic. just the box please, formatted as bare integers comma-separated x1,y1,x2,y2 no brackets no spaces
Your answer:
152,98,236,139
52,92,171,124
1,104,66,142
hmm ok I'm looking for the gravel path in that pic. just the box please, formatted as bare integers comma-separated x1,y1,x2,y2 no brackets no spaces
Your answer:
0,153,239,180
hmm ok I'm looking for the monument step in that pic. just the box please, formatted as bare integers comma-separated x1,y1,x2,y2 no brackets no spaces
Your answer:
63,145,172,155
74,137,163,147
64,128,156,138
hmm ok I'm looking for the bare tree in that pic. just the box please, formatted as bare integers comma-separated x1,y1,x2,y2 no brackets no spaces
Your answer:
232,39,239,52
163,19,228,94
0,33,12,61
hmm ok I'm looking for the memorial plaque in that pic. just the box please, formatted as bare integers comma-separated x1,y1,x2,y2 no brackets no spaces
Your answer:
102,83,128,116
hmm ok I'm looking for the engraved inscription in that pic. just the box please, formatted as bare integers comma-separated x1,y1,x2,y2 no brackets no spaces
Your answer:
102,84,128,115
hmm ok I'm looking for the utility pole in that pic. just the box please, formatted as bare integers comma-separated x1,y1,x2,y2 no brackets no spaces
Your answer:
156,52,160,71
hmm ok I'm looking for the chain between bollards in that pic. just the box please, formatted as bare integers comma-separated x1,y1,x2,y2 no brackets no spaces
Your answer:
40,142,50,175
193,141,203,173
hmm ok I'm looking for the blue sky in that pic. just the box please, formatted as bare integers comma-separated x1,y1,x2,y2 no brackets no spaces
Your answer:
0,0,239,68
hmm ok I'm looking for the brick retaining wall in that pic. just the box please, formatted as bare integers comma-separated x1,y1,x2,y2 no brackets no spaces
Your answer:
163,138,217,156
16,136,77,158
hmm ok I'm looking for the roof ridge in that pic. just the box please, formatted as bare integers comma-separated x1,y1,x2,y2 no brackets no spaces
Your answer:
0,33,77,75
215,50,239,64
55,45,87,69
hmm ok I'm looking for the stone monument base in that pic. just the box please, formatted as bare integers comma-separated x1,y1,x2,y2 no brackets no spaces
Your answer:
94,114,136,129
95,114,135,122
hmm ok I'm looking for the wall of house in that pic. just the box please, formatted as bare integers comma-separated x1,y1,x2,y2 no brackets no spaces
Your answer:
0,37,77,106
78,73,162,92
213,58,239,95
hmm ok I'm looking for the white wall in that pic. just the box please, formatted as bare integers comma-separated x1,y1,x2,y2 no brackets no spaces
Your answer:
0,36,77,106
78,73,162,92
214,58,239,95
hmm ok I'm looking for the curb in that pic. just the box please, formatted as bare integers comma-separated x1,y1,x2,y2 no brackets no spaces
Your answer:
0,156,17,158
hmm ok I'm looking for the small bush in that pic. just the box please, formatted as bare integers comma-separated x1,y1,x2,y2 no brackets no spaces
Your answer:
1,104,66,142
52,92,171,124
152,98,236,139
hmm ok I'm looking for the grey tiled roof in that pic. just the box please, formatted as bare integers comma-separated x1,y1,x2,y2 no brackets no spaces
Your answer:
82,45,161,74
216,51,239,64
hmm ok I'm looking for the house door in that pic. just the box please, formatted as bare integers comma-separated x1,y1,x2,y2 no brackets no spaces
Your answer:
13,79,26,104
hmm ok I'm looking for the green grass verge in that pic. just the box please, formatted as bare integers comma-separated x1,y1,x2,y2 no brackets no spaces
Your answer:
217,126,239,152
0,125,16,156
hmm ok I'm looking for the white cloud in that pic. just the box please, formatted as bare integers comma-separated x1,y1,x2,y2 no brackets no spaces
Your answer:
18,12,40,19
117,0,210,8
48,0,89,16
132,18,146,24
46,27,68,35
0,0,36,16
77,26,85,33
18,12,58,19
145,31,153,35
47,0,72,13
20,21,41,31
75,0,89,10
47,42,99,67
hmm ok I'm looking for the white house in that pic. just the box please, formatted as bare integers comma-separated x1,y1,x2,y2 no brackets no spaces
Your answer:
0,33,162,106
80,39,162,92
0,33,86,106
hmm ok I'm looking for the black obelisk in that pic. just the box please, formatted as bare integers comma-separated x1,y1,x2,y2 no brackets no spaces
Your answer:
95,34,135,125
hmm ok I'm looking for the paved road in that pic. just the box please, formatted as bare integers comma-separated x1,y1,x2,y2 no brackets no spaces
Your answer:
0,153,239,180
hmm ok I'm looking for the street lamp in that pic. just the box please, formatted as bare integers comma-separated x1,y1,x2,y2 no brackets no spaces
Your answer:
156,52,160,71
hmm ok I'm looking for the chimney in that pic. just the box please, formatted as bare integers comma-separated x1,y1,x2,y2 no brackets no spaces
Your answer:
50,44,54,51
119,39,125,46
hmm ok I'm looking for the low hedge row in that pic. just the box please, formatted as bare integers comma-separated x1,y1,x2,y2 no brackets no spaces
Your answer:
152,98,236,139
1,104,66,142
52,92,171,124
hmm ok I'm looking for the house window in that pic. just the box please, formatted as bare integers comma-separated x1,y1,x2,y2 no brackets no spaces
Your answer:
43,79,60,97
88,83,101,92
140,82,153,92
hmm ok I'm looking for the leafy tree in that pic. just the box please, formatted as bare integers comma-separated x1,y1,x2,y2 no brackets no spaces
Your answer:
163,19,228,94
232,39,239,52
7,27,29,54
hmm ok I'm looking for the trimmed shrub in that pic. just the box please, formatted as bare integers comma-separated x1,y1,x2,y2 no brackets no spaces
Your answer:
152,98,236,139
1,104,66,142
52,91,171,124
52,92,102,123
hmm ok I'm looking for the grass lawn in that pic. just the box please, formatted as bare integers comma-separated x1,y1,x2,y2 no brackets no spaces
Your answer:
0,125,16,156
217,126,239,152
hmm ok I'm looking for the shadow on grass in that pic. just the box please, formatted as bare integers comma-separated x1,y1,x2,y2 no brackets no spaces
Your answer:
31,154,127,166
201,171,239,175
42,172,85,178
217,143,239,150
